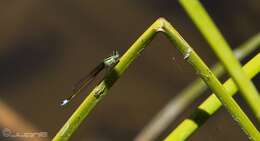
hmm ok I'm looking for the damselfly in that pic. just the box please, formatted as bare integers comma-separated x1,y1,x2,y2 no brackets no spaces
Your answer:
60,50,120,106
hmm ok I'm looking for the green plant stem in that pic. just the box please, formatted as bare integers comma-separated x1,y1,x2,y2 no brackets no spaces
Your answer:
162,19,259,141
164,53,260,141
179,0,260,121
134,33,260,141
52,18,259,141
52,18,162,141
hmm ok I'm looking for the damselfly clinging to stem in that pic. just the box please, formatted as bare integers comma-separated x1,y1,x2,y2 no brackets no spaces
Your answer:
60,50,120,106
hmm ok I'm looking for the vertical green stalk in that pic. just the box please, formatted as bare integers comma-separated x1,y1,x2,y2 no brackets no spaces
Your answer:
161,19,259,141
52,18,259,141
164,53,260,141
179,0,260,120
134,33,260,141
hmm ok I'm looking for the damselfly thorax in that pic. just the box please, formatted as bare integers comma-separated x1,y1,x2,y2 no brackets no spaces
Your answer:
60,50,120,106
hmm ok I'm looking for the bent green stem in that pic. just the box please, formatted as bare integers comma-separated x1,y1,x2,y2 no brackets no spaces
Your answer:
52,18,259,141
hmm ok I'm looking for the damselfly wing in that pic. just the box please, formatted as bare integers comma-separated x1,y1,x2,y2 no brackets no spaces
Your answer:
60,50,120,106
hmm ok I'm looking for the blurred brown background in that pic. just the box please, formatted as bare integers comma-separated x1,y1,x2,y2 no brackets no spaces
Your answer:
0,0,259,141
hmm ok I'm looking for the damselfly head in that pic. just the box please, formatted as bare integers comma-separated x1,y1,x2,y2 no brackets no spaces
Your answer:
103,50,120,67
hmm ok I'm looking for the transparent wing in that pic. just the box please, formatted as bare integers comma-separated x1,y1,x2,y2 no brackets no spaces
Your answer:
60,62,105,106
